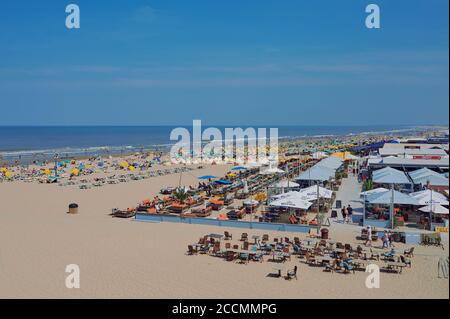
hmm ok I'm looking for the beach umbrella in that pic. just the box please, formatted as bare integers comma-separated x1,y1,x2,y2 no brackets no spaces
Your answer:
243,199,259,206
120,161,129,168
232,166,247,171
72,168,79,176
128,165,135,171
44,168,51,175
227,173,237,177
419,205,449,215
0,167,7,172
215,180,233,185
4,171,12,178
198,175,217,180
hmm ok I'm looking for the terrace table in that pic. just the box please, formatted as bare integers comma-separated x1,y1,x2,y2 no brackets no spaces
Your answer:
209,233,224,240
271,251,288,263
352,259,370,270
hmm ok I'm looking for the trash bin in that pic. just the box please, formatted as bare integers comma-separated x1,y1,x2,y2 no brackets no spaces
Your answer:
68,203,78,214
320,228,329,240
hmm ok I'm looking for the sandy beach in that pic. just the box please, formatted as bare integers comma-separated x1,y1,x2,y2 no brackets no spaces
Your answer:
0,162,448,299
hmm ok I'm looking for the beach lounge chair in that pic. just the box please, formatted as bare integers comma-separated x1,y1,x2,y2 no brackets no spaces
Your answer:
404,247,414,257
304,252,316,266
400,255,412,268
384,261,407,274
286,266,298,280
224,231,232,240
250,246,263,262
324,260,337,273
187,245,198,255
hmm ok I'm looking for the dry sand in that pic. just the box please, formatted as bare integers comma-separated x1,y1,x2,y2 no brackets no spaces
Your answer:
0,163,448,298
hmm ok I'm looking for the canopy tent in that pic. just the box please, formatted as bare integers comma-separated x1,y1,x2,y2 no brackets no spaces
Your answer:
409,167,442,180
372,167,410,184
419,204,449,215
269,197,313,210
360,187,389,197
410,189,449,206
298,185,333,199
270,180,300,188
366,190,419,205
296,165,335,182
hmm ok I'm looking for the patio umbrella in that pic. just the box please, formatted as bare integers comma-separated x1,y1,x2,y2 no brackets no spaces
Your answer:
269,197,312,210
271,180,300,188
410,189,449,206
360,187,389,197
298,185,333,199
366,190,419,205
419,205,449,215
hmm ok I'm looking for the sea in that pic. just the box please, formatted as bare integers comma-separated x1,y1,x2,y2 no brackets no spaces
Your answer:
0,125,439,163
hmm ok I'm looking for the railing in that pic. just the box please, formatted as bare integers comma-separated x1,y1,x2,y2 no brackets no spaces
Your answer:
134,213,318,233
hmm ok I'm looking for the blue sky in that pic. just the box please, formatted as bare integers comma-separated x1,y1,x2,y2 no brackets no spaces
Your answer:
0,0,448,126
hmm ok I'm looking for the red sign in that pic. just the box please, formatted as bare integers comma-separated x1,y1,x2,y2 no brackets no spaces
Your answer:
412,155,442,160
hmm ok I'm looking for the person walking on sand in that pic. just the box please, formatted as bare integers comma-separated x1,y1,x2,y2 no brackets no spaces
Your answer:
365,226,372,247
341,206,347,223
347,204,353,224
388,230,395,248
382,231,390,249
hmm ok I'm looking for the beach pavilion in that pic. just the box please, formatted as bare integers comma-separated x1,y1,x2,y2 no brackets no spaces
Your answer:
365,167,414,228
363,189,420,228
411,189,449,230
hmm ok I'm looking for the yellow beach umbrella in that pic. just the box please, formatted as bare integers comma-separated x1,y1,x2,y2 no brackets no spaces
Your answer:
0,167,7,173
128,165,135,171
5,171,12,178
72,168,79,176
120,161,129,168
44,168,51,175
